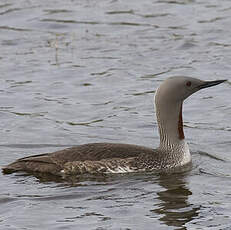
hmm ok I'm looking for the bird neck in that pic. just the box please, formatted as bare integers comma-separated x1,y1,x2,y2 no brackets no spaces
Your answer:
155,98,187,151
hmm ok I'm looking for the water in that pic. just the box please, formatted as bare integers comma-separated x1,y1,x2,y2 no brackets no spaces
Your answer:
0,0,231,229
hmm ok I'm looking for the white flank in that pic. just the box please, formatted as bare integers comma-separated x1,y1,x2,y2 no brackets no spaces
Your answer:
106,165,135,174
180,140,191,166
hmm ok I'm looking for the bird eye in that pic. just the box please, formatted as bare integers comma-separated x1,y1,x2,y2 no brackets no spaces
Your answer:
186,81,192,87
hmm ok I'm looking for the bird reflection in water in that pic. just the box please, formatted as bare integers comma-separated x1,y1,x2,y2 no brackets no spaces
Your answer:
150,172,200,229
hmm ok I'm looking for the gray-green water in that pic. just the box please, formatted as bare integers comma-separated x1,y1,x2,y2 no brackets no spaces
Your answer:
0,0,231,229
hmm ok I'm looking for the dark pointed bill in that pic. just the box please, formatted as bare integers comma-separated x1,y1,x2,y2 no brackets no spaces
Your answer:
198,79,227,90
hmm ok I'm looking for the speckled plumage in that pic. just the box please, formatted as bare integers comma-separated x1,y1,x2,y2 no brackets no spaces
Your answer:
2,143,189,176
2,143,157,175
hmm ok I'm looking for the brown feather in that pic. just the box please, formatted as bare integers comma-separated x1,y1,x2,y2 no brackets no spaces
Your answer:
2,143,155,175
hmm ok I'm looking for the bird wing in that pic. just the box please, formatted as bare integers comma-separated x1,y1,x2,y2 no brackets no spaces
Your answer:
2,143,155,175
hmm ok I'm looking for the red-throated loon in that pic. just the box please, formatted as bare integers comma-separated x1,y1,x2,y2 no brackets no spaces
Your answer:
2,77,226,176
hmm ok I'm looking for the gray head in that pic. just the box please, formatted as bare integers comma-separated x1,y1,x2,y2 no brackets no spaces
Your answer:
155,76,226,103
154,76,226,155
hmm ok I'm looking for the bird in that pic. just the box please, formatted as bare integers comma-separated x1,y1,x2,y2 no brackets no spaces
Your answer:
2,76,226,176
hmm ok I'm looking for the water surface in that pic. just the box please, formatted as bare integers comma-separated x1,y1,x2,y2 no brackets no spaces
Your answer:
0,0,231,229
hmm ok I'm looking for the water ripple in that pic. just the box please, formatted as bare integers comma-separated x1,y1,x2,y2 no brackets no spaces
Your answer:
0,0,231,229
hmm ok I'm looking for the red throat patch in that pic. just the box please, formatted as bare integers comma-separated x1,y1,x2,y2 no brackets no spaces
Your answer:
178,104,185,140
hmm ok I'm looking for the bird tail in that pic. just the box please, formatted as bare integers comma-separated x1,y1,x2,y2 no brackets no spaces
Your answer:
2,162,25,174
2,154,61,175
